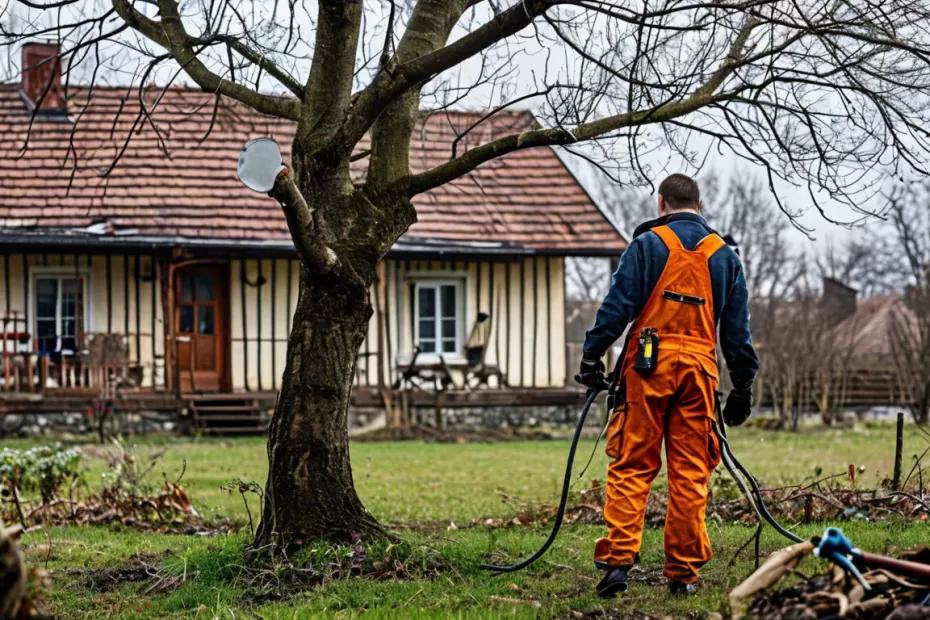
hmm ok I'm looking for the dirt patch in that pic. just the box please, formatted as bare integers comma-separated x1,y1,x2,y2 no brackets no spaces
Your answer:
237,540,449,605
352,425,556,443
745,562,930,619
54,552,190,596
81,553,162,592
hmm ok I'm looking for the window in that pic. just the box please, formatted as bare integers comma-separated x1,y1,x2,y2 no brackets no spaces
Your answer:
414,281,462,355
177,271,216,336
34,274,87,353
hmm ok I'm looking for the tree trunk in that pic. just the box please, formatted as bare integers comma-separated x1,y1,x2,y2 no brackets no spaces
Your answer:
253,262,386,550
0,517,25,620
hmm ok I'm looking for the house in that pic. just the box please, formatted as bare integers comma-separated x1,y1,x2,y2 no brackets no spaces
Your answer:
0,44,626,429
757,277,915,419
825,285,915,411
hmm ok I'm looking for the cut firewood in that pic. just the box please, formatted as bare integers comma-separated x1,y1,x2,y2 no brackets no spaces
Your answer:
728,541,814,619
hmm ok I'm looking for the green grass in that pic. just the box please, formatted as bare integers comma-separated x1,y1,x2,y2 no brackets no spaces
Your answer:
9,421,930,618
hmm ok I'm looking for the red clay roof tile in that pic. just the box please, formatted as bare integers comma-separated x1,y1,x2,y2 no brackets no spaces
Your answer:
0,85,625,253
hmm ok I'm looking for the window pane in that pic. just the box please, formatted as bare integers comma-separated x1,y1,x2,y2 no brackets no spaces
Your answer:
419,339,436,353
36,318,56,353
179,306,194,333
180,275,194,302
440,285,456,319
198,306,214,335
60,279,80,316
36,279,57,318
418,318,435,340
441,339,457,353
441,318,456,339
61,316,76,351
195,274,216,302
418,286,436,319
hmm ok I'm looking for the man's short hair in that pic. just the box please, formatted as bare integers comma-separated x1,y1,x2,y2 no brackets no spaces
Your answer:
658,174,700,209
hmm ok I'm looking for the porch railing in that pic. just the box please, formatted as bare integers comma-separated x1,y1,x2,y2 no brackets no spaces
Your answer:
1,326,143,397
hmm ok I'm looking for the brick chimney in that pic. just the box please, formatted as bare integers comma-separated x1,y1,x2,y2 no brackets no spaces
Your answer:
821,276,857,321
20,42,66,114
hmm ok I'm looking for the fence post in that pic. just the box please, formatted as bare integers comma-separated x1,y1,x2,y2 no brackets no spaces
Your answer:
892,411,904,491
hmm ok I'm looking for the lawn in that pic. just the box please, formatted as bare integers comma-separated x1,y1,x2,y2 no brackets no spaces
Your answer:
8,421,930,618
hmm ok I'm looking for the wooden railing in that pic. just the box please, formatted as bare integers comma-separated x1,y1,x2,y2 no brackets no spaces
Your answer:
1,330,143,398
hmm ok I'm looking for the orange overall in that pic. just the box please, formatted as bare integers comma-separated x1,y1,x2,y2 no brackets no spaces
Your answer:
593,225,724,584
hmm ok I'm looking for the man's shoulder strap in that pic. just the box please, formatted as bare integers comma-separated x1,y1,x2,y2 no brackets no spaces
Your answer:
651,225,684,251
696,233,726,259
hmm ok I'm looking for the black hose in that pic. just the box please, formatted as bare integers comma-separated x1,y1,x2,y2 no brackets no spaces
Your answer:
481,386,802,575
713,413,803,544
480,387,603,573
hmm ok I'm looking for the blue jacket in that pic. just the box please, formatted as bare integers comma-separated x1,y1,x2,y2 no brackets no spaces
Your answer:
583,212,759,390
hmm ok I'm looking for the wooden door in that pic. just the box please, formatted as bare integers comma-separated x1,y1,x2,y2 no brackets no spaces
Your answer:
175,265,229,392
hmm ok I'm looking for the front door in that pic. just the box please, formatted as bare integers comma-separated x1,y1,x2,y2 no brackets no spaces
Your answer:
175,264,229,392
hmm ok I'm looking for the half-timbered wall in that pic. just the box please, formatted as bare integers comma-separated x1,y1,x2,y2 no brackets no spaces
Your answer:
1,252,567,394
227,256,566,391
229,258,299,393
0,252,166,388
369,257,567,389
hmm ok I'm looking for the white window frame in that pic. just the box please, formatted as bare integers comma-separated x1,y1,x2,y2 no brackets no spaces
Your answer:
29,266,92,354
412,278,465,361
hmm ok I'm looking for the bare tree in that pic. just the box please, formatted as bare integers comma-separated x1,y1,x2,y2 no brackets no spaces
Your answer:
10,0,930,551
887,180,930,424
817,234,903,297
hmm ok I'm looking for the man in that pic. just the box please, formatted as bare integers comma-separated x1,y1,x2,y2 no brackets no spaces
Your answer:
577,174,759,598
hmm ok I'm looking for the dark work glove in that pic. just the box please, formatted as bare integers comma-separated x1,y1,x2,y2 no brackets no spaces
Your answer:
723,388,752,427
575,358,609,390
575,357,607,390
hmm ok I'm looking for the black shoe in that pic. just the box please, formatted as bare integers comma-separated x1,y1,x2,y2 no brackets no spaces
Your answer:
596,566,629,598
668,580,698,596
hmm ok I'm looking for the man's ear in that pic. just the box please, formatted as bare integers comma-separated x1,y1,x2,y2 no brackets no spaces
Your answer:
657,194,666,216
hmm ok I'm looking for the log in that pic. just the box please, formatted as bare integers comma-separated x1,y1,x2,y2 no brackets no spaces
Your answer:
0,516,25,620
729,541,814,619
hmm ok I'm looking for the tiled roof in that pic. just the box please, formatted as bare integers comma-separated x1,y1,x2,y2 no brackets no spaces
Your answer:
0,85,624,254
830,294,914,359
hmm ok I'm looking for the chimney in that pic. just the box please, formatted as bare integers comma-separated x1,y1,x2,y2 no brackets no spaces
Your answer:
821,276,858,321
20,42,66,115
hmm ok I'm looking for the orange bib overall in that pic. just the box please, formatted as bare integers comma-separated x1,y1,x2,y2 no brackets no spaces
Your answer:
593,225,724,585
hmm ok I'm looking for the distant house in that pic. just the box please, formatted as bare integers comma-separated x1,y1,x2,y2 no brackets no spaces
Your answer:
0,44,625,427
826,285,914,410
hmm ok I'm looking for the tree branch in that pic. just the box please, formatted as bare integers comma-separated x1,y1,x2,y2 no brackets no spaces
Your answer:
270,171,338,274
341,0,554,152
111,0,301,119
212,35,305,99
296,0,363,158
364,0,471,186
403,17,759,196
